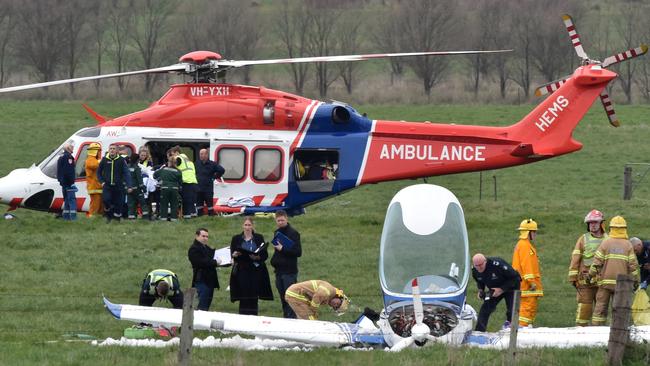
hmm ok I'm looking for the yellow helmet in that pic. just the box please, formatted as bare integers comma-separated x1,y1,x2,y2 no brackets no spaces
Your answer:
334,288,349,315
518,218,537,239
88,142,101,150
518,218,538,231
609,215,627,228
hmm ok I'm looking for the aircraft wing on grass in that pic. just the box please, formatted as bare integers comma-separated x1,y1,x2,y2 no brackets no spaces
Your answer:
103,297,386,347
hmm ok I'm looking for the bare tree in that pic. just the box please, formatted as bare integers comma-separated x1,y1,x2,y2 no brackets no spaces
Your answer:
175,0,261,84
612,4,645,103
89,1,109,92
304,2,342,98
396,0,457,96
370,3,404,86
465,1,496,97
61,0,96,96
14,0,68,83
130,0,177,93
509,0,536,99
481,0,512,99
529,1,578,83
0,0,16,87
274,0,312,94
337,11,364,94
108,0,134,92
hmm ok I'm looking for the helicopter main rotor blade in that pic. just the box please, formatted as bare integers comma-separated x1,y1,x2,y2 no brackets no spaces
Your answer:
562,14,589,61
601,44,649,68
215,49,512,68
0,64,187,93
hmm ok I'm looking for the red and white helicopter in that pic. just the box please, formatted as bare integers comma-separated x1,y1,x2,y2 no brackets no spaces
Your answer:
0,14,645,216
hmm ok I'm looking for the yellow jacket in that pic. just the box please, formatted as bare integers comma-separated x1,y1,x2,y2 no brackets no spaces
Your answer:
513,239,543,297
85,155,102,194
285,280,338,319
589,237,639,290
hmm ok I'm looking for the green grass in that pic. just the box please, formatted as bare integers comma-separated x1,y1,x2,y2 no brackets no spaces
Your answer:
2,101,650,365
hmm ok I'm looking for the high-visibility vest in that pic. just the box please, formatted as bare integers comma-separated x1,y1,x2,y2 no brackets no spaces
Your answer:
177,155,198,184
582,233,607,267
143,269,180,296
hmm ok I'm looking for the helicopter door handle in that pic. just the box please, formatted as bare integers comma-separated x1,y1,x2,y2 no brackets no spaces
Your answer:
30,182,45,185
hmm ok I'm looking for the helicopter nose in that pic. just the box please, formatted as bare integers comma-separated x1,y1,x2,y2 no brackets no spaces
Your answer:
0,167,33,206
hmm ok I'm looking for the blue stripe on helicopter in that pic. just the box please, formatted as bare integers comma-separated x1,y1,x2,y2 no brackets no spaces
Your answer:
285,103,373,210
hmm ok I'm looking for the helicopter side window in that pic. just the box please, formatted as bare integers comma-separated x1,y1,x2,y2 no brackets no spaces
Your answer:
217,147,247,181
252,148,282,182
75,145,91,178
39,148,64,179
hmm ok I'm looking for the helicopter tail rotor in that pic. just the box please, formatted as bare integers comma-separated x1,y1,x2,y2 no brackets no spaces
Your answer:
533,14,648,127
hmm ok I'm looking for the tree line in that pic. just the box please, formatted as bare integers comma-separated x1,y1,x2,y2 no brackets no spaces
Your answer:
0,0,648,103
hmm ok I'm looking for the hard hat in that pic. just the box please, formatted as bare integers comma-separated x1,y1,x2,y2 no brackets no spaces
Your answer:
609,215,627,228
334,288,349,315
584,209,604,223
518,219,538,231
518,218,537,240
88,142,101,151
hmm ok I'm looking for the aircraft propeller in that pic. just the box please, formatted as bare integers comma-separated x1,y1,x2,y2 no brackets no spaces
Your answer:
0,49,511,94
389,278,436,352
534,14,648,127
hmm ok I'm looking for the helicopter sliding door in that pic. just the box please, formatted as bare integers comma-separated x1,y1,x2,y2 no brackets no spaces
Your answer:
293,149,339,193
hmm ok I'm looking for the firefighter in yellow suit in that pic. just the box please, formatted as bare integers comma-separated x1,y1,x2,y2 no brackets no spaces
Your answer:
285,280,349,320
589,216,639,325
568,209,607,326
84,143,103,217
512,219,543,327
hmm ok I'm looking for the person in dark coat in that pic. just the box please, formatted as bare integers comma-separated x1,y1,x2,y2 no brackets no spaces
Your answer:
631,237,650,289
188,228,220,311
230,216,273,315
97,144,133,222
56,142,77,220
195,148,225,216
270,210,302,318
472,253,521,332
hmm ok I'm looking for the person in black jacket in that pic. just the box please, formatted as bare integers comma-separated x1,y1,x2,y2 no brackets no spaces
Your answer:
188,228,220,311
56,142,77,220
631,237,650,289
230,216,273,315
270,210,302,318
97,144,133,222
195,148,225,216
472,253,521,332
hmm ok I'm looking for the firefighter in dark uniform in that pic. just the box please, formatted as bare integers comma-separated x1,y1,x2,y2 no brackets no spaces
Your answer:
98,144,133,221
472,253,521,332
139,269,183,309
195,148,225,216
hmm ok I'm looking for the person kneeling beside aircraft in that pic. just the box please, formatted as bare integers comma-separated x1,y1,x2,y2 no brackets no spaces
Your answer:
139,269,184,309
285,280,349,320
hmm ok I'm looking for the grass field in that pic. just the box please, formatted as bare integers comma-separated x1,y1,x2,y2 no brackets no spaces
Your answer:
1,100,650,365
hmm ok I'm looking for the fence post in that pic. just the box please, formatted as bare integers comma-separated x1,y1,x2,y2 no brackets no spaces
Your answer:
479,172,483,201
509,290,521,363
607,274,634,366
178,288,196,366
623,166,633,200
